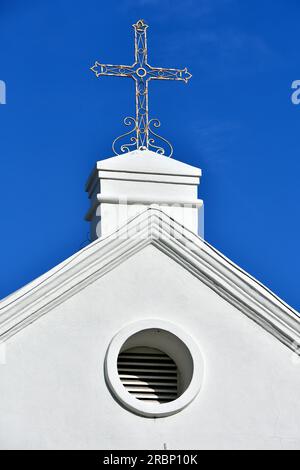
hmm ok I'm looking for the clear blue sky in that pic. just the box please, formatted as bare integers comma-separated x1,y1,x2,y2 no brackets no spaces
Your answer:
0,0,299,310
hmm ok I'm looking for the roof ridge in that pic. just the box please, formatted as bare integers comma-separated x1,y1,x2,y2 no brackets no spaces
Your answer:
0,207,299,349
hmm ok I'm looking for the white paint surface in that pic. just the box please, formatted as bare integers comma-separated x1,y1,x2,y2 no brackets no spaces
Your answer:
1,245,300,450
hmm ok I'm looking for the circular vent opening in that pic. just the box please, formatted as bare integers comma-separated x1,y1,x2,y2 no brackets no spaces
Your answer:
105,320,204,417
118,347,178,403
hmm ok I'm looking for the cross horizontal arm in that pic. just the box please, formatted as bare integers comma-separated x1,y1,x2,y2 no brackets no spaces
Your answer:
147,66,192,83
91,61,135,78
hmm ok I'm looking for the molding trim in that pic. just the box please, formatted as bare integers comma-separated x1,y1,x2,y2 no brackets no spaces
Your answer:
97,170,200,185
85,196,203,222
97,195,203,207
0,209,299,350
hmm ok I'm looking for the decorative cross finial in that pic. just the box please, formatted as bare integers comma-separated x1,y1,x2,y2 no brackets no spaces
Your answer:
91,19,192,157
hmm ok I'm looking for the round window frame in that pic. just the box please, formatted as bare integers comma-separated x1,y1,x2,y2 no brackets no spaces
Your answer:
104,320,204,418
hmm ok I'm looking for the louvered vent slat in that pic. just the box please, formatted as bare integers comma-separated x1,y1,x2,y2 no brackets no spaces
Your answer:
118,347,178,404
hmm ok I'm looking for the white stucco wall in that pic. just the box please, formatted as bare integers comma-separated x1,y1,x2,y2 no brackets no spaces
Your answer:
0,245,299,450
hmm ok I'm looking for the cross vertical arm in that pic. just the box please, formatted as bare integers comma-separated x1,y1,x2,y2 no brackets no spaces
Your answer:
135,78,149,149
132,20,150,149
133,19,148,68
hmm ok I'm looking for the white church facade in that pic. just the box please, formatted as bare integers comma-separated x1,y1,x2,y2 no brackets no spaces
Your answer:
0,20,300,451
0,148,300,450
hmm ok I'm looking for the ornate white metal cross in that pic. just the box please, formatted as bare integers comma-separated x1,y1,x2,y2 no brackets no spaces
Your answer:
91,19,192,156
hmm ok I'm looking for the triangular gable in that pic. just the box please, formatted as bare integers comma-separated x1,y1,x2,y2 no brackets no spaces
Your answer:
92,149,202,177
0,208,299,350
